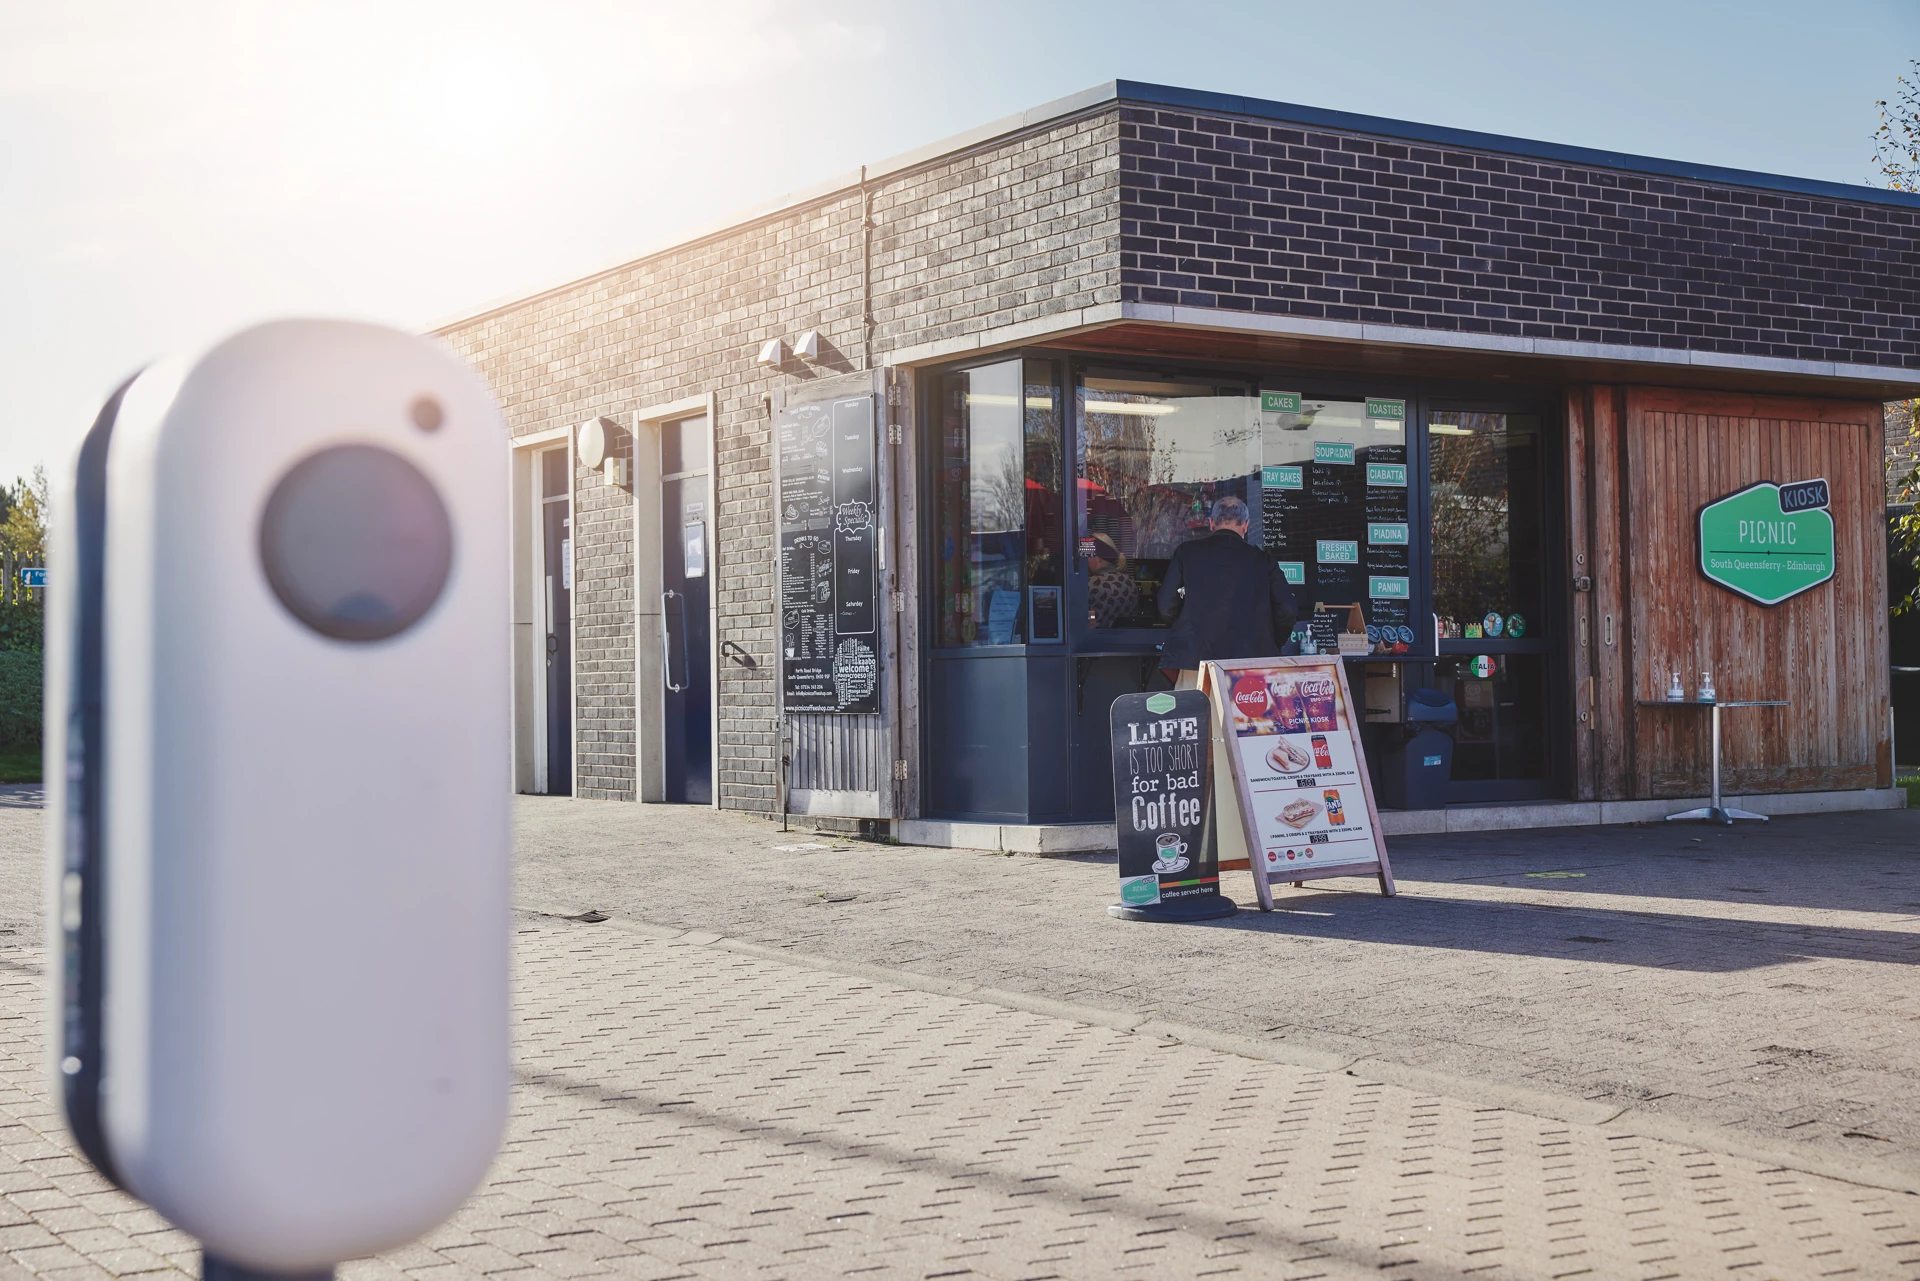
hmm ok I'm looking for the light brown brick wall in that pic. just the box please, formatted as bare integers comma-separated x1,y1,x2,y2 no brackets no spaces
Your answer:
440,108,1121,809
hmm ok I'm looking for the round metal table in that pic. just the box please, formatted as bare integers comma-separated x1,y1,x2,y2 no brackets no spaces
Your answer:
1636,698,1788,824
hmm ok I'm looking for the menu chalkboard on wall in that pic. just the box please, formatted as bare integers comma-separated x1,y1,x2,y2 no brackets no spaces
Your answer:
778,396,880,713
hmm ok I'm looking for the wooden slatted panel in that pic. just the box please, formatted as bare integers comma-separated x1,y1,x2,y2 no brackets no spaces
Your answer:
1563,388,1597,800
1622,389,1887,798
1589,387,1633,800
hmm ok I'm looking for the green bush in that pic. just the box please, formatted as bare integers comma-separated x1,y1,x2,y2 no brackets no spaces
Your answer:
0,649,41,750
0,602,41,653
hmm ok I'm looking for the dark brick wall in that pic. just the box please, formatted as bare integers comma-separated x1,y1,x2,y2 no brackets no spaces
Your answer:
1117,104,1920,368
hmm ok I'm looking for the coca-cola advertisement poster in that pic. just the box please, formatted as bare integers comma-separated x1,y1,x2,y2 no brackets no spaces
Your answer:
1206,657,1394,905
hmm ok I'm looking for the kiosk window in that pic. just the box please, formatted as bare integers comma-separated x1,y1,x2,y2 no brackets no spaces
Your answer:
932,360,1061,647
1075,375,1258,627
1429,413,1544,640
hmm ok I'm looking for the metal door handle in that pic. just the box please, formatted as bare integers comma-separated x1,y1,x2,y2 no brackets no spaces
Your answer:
662,590,688,693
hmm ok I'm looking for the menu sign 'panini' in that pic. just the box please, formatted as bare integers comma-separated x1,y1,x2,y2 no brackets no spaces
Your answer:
777,396,880,713
1203,656,1394,906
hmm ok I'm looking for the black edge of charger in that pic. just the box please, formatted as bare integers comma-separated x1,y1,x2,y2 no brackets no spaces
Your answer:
61,376,136,1189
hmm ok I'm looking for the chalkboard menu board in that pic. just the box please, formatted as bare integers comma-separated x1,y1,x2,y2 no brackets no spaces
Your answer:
778,396,880,713
1110,689,1220,911
1258,403,1416,656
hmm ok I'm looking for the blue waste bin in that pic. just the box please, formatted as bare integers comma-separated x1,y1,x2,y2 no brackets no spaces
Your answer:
1379,687,1457,810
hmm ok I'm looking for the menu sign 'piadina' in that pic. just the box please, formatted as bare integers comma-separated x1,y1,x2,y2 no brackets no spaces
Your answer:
777,396,879,713
1109,690,1215,910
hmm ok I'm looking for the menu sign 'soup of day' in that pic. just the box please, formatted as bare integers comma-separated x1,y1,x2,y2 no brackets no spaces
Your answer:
777,396,880,713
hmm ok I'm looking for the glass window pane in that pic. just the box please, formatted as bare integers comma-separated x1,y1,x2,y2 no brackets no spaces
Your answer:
664,416,707,475
1023,360,1063,594
541,446,569,498
1429,413,1544,640
1435,653,1550,780
1075,374,1258,628
933,361,1036,647
1259,397,1412,652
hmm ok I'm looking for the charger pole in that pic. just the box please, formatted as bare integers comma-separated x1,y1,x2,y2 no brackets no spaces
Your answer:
202,1255,332,1281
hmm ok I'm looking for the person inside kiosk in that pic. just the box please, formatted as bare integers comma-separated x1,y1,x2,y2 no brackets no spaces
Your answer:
1155,495,1298,688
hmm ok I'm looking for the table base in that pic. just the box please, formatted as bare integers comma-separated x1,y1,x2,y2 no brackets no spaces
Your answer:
1664,806,1769,826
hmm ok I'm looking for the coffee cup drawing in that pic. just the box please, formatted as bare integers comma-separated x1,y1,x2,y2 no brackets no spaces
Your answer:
1152,832,1190,873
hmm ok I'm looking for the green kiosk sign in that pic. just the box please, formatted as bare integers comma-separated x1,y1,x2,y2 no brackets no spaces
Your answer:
1697,479,1834,606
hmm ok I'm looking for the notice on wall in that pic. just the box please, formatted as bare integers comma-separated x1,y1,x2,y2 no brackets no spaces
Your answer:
777,396,880,713
1202,656,1394,906
1109,690,1217,910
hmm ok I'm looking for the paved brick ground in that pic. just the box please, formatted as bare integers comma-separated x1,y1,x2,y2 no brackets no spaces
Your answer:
510,798,1920,1185
1,920,1916,1280
0,791,1915,1277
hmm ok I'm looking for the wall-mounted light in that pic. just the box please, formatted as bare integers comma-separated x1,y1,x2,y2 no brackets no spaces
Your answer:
791,330,821,361
756,338,786,366
577,417,629,489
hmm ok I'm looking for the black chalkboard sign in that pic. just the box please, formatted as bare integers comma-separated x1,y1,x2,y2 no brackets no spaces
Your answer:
1308,608,1341,655
1109,689,1231,920
778,396,880,713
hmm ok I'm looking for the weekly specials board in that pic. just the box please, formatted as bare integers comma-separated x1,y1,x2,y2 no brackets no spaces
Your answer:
1202,656,1394,906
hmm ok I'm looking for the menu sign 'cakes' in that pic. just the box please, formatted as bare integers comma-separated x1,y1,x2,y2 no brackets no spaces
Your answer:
1203,657,1395,906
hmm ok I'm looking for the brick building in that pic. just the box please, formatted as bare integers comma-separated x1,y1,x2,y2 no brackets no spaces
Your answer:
439,80,1920,839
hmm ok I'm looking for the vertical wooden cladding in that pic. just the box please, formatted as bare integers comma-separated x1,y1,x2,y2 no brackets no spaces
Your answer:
1568,387,1634,800
1572,386,1889,800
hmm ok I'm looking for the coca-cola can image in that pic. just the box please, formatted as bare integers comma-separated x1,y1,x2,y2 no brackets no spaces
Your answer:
1301,676,1336,731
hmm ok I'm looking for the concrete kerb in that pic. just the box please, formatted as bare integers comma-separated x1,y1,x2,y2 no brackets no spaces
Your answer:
519,905,1920,1201
895,786,1908,851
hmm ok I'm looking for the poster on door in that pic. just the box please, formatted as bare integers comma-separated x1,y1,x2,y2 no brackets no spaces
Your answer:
776,395,880,713
1202,656,1394,907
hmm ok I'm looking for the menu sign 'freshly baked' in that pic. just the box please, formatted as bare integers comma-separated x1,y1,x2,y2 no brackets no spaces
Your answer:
1203,657,1394,906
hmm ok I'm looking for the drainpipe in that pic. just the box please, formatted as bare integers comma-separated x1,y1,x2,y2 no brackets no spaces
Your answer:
861,165,874,372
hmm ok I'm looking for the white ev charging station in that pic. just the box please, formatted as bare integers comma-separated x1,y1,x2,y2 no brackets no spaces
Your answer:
45,320,512,1279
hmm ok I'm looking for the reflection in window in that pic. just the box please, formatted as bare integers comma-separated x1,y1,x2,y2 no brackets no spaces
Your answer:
932,360,1060,646
1075,375,1258,627
1429,413,1544,640
1436,653,1549,780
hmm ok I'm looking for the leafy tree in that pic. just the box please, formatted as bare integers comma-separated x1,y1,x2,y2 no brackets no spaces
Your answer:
1874,60,1920,192
0,467,47,652
0,466,48,561
1880,64,1920,613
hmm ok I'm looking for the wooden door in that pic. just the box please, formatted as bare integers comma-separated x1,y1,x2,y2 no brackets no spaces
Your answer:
1589,388,1890,798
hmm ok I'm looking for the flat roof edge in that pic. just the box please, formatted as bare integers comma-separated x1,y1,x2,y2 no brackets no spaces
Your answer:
1114,80,1920,212
883,301,1920,393
432,84,1125,334
433,77,1920,335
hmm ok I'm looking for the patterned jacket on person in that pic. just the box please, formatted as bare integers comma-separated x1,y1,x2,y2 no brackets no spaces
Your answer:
1087,566,1140,629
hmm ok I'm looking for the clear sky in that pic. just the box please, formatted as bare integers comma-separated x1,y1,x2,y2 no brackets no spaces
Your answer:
3,0,1915,483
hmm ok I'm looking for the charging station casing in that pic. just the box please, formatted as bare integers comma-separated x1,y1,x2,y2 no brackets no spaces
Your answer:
46,320,511,1271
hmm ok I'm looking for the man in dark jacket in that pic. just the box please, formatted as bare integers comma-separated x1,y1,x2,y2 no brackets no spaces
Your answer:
1156,496,1297,685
